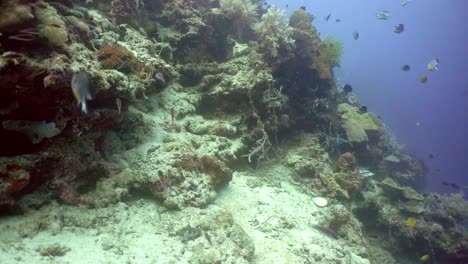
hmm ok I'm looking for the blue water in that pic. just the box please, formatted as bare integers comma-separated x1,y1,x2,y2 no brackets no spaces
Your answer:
268,0,468,197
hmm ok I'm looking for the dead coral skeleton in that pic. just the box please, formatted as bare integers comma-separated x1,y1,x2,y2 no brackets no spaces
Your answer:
111,0,144,19
262,84,283,102
242,113,273,166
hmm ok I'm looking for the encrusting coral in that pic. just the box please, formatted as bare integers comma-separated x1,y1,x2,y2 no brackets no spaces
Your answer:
0,0,34,32
35,1,69,47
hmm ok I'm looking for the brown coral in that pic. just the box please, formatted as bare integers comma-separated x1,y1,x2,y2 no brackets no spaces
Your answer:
111,0,144,20
96,45,139,72
335,171,362,194
336,152,356,172
289,10,332,81
201,155,233,190
0,0,34,32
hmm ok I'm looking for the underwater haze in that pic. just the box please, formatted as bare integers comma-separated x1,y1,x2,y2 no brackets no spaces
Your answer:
269,0,468,197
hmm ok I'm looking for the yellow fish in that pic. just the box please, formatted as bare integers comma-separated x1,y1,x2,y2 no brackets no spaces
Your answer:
420,254,430,262
407,217,417,228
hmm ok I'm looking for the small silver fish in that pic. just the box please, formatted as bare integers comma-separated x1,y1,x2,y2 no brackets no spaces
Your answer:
116,97,122,114
427,58,440,71
376,10,391,20
358,168,375,177
71,70,93,113
155,72,166,83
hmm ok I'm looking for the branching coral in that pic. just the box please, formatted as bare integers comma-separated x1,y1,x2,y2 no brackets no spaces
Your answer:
322,36,344,68
254,6,294,61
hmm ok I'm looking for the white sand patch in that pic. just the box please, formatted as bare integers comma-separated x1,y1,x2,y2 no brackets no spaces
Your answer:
0,163,371,264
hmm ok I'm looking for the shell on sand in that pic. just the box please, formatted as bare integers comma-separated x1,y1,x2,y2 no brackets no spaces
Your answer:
312,197,328,207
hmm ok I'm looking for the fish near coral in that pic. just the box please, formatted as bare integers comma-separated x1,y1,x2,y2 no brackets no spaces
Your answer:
420,254,430,262
155,72,166,83
71,70,93,114
116,97,122,115
406,217,417,228
311,224,338,239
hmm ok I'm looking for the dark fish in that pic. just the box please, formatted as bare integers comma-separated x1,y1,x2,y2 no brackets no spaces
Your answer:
300,6,306,11
402,65,411,71
324,13,331,21
441,181,449,186
450,183,460,189
343,84,352,93
312,224,338,239
335,19,341,22
428,153,434,159
353,31,359,40
285,4,288,9
394,24,405,34
360,106,368,113
420,75,428,83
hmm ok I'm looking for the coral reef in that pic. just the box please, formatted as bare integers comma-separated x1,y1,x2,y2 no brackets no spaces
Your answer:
0,1,462,263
